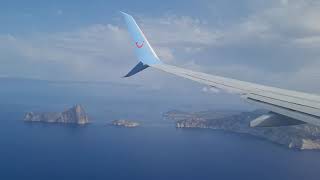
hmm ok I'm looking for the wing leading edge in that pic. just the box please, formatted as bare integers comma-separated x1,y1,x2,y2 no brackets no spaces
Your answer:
121,12,320,127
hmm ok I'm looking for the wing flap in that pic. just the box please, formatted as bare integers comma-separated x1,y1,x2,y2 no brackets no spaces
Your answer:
246,97,320,126
250,112,305,127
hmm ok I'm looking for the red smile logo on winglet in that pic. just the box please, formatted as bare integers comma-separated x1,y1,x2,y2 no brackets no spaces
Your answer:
135,41,144,48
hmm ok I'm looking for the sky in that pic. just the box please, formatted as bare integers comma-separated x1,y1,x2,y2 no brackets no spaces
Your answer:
1,0,320,95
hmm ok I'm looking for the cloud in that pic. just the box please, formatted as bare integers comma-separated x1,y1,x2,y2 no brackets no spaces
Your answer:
187,0,320,92
0,23,135,81
142,15,220,46
0,14,219,85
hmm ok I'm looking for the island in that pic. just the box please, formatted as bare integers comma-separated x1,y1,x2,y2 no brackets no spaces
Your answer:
24,104,89,125
111,120,140,128
164,110,320,150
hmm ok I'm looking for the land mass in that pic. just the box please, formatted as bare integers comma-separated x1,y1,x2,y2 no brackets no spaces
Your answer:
24,104,89,125
164,110,320,150
111,120,140,128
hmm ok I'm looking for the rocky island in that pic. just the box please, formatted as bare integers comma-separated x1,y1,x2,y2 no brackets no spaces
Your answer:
111,120,140,128
164,110,320,150
24,104,89,125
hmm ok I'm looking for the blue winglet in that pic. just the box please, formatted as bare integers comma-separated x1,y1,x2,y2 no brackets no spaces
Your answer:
121,12,162,77
123,62,149,77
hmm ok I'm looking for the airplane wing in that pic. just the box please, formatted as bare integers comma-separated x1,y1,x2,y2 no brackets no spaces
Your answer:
121,12,320,127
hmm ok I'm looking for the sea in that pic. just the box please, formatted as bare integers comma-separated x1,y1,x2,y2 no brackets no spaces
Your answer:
0,78,320,180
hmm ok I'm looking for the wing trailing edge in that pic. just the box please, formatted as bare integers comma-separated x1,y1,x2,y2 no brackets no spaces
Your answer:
250,112,305,127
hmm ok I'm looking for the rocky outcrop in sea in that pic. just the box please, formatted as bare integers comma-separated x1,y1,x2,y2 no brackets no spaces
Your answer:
111,120,140,128
164,110,320,150
24,104,89,125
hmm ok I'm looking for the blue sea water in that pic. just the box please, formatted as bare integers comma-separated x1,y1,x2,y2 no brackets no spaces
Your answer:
0,79,320,180
1,110,320,180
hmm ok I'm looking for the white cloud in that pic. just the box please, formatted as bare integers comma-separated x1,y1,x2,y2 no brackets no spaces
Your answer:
0,15,218,85
0,24,134,81
139,15,222,62
143,15,221,46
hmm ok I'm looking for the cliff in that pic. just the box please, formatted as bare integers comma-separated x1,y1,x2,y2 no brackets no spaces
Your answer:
164,110,320,150
24,104,89,125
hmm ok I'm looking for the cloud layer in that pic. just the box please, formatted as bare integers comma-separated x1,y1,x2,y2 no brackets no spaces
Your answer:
1,0,320,93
